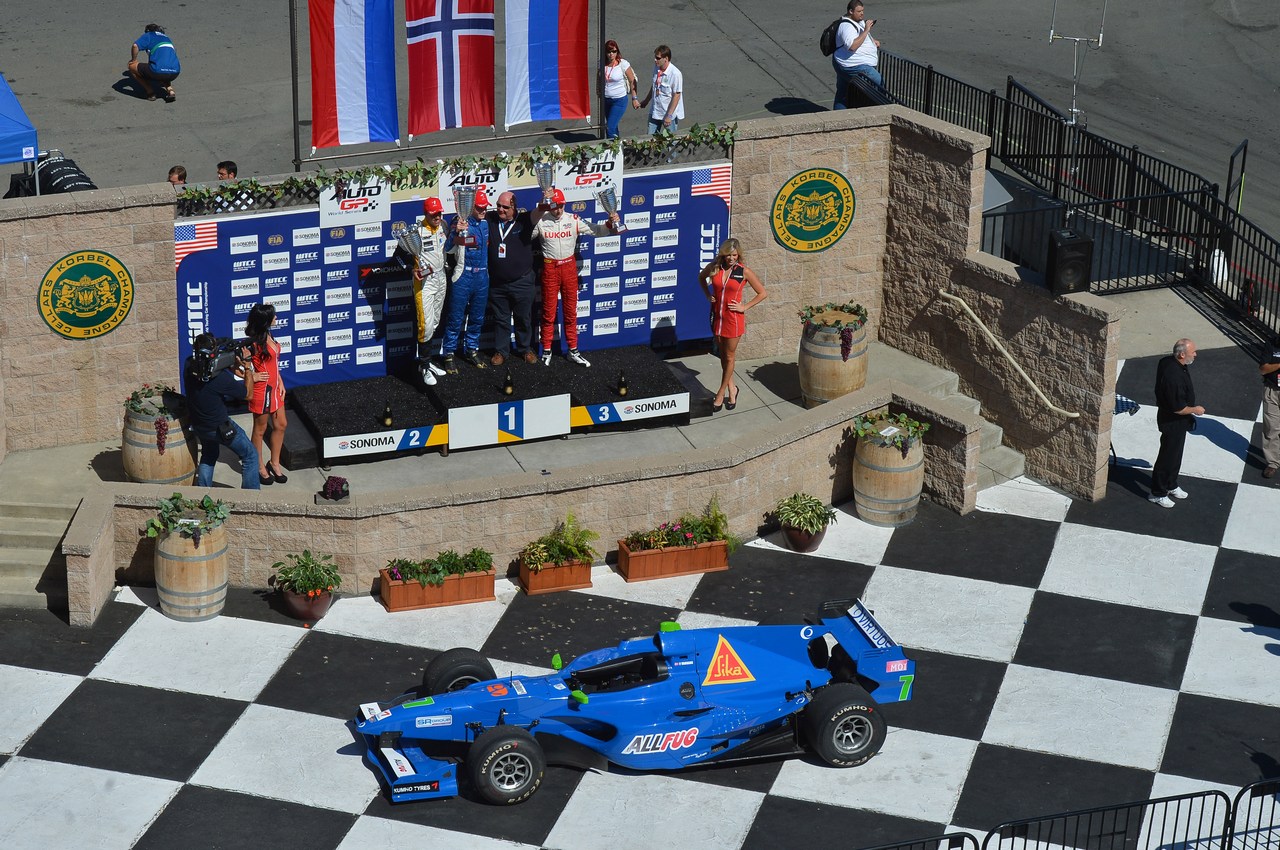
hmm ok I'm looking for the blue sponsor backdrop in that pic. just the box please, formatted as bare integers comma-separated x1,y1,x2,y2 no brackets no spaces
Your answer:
174,163,729,391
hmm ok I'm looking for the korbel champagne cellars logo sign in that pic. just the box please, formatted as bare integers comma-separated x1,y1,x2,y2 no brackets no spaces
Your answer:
770,168,856,253
38,250,134,339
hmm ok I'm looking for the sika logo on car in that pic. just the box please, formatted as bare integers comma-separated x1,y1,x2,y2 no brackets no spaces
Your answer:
703,636,756,686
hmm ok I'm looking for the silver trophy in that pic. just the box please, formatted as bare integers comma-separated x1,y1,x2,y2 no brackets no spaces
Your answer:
452,186,477,238
396,227,428,275
533,160,556,202
595,184,626,233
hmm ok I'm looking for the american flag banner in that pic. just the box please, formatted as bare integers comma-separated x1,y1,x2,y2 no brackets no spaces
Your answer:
406,0,495,137
690,164,733,208
174,221,218,270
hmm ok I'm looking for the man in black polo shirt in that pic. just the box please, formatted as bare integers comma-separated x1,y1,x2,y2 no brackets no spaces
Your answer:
185,334,261,490
485,190,539,365
1150,338,1204,508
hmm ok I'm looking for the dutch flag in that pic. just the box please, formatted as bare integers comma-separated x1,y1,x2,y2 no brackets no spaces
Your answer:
309,0,400,151
504,0,590,130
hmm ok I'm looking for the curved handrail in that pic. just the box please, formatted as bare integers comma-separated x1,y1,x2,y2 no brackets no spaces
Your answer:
936,289,1081,419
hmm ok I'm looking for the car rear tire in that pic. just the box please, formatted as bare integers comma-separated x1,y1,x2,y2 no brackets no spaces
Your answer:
467,725,545,805
802,682,886,767
423,648,496,694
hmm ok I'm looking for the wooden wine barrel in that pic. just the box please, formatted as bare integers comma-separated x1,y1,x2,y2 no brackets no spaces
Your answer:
155,525,229,622
123,409,197,485
853,426,925,527
797,322,868,408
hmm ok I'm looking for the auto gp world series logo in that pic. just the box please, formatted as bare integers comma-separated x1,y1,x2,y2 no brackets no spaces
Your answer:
38,250,134,339
770,167,855,253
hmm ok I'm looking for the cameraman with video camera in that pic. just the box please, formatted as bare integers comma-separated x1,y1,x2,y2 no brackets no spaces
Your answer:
184,333,261,490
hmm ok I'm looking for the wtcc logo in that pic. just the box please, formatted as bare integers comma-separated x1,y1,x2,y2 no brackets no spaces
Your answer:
357,347,384,365
230,235,257,255
357,244,382,258
326,268,350,282
324,245,352,264
652,229,679,247
295,251,319,265
625,235,648,249
296,292,320,307
296,335,321,349
622,294,648,312
389,343,414,357
327,351,351,365
264,275,289,289
234,302,254,315
654,252,677,265
577,300,591,317
327,310,351,323
386,322,414,341
653,292,676,305
358,328,378,341
292,228,320,246
325,287,353,306
596,299,617,311
624,316,646,329
326,329,353,348
231,278,259,297
595,258,618,272
654,188,680,206
232,259,257,273
593,277,619,295
295,353,323,372
277,358,290,370
624,275,647,289
593,318,619,335
623,254,649,271
651,270,678,288
294,269,321,289
385,302,411,316
655,211,678,224
294,311,322,330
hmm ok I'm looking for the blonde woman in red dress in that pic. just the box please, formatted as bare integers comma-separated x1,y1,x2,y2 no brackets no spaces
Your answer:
244,303,288,485
697,238,768,412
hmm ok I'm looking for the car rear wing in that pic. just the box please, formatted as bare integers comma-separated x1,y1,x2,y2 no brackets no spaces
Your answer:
818,598,915,705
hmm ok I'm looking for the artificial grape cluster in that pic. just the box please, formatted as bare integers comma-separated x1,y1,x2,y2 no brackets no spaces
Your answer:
154,417,169,455
839,326,855,361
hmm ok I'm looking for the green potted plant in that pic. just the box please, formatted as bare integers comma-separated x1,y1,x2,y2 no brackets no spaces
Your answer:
518,512,600,595
797,300,870,407
852,409,930,527
142,492,231,622
123,383,196,485
774,492,838,553
379,547,496,611
617,496,740,582
271,549,341,621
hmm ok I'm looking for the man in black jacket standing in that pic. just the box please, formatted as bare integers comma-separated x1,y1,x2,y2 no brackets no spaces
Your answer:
486,190,539,365
1151,338,1205,508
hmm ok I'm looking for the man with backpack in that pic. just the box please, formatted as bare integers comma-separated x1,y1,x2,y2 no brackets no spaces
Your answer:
826,1,881,109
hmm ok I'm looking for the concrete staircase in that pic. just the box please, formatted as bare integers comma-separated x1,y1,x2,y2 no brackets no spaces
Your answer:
866,343,1026,489
0,501,77,610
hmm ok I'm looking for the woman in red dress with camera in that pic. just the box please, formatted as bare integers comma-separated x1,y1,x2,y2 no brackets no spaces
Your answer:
244,303,288,485
697,238,768,412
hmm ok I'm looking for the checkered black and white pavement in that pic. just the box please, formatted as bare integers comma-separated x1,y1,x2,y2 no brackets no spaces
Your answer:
3,344,1279,850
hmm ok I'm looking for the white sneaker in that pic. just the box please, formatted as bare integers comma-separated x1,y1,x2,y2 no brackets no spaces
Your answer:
567,349,591,367
427,362,447,376
1168,487,1188,499
421,366,437,386
541,351,552,366
1148,495,1175,508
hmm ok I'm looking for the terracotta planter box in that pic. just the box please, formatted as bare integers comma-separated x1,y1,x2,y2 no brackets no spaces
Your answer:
378,569,496,612
616,540,730,582
519,559,592,595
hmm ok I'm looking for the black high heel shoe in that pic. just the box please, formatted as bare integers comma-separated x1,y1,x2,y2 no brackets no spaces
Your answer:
724,387,739,411
271,465,288,484
259,468,275,486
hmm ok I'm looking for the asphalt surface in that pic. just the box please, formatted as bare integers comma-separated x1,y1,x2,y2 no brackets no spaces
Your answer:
2,1,1277,233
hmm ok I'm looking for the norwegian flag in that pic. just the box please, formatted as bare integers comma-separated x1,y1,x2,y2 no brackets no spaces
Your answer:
174,221,218,270
690,164,733,209
406,0,495,136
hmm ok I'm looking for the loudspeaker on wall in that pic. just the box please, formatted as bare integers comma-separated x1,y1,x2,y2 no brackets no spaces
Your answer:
1047,228,1093,295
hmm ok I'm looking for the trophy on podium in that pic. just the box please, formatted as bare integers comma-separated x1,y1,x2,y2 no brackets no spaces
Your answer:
452,186,477,238
395,227,428,275
533,160,556,203
595,183,626,233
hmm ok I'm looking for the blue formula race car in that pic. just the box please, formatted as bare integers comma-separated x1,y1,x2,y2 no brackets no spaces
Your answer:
356,598,915,804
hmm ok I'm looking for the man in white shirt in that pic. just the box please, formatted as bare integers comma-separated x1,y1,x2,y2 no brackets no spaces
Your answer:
833,1,881,109
639,45,684,135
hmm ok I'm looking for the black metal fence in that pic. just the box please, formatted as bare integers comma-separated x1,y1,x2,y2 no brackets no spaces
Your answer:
856,779,1278,850
878,51,1280,343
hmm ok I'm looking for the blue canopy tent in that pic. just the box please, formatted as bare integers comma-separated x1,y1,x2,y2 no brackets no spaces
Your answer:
0,75,37,166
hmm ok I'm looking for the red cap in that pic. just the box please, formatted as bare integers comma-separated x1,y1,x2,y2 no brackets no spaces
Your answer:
550,188,566,205
423,197,443,214
474,189,490,208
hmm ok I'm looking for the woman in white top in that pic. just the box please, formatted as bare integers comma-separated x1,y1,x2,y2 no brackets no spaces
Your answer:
599,39,639,139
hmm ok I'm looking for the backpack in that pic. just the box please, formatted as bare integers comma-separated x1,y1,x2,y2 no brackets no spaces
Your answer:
820,16,851,56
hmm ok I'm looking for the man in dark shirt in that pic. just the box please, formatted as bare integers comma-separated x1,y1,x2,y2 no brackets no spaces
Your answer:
1151,338,1204,507
486,190,539,365
1258,336,1280,478
184,334,261,490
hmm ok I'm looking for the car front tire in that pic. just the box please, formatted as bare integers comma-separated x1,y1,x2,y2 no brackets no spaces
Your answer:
467,725,545,805
422,647,497,694
802,682,886,767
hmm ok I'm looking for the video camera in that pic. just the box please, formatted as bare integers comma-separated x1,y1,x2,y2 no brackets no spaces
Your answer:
190,337,249,383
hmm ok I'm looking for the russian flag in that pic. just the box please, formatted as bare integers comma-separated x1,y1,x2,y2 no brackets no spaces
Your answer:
407,0,495,136
504,0,589,130
309,0,399,151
